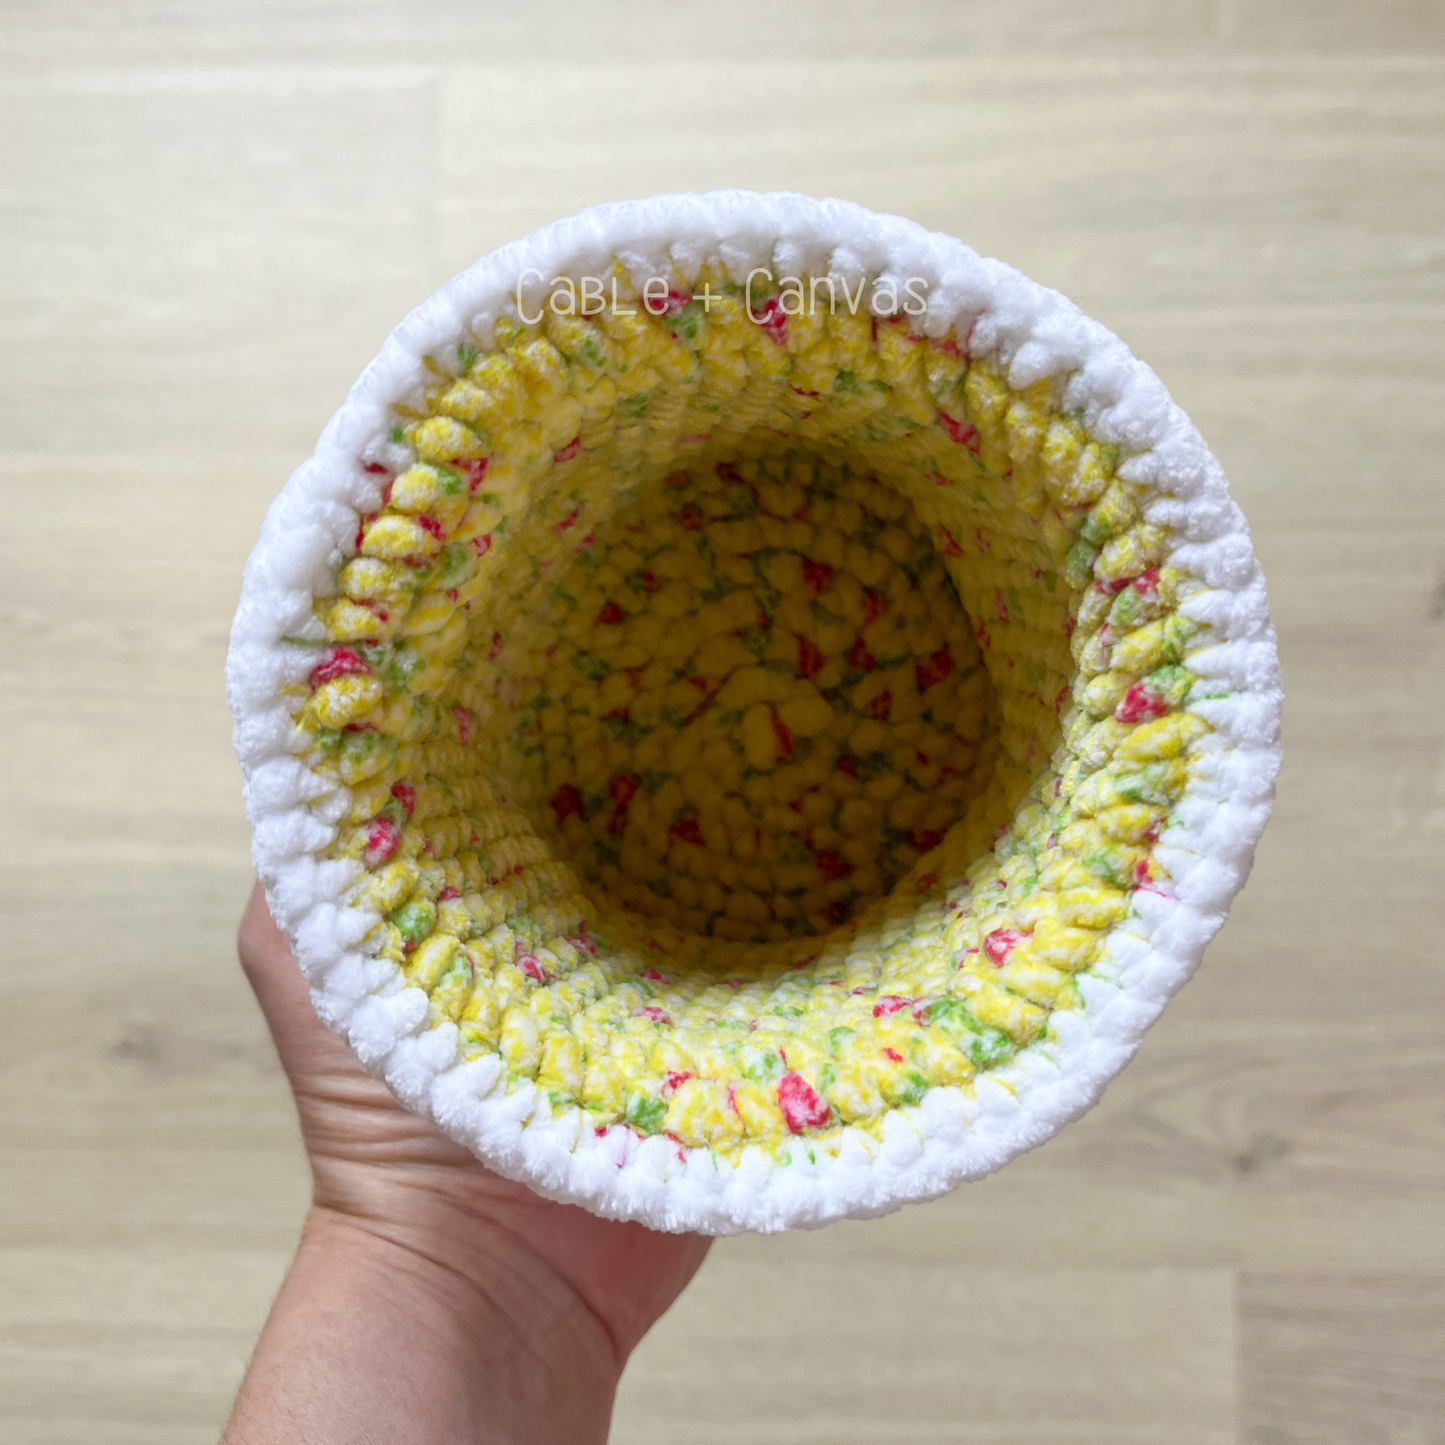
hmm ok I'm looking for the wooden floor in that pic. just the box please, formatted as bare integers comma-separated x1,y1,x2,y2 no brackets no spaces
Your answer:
2,2,1443,1440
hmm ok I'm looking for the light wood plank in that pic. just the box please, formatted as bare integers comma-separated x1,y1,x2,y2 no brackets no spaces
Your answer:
8,0,1445,70
615,1257,1237,1445
1239,1274,1445,1444
0,455,300,863
1229,0,1445,51
0,71,443,455
0,1,1218,71
0,1247,288,1444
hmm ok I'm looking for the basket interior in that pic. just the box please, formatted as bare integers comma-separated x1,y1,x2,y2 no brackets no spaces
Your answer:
299,267,1205,1155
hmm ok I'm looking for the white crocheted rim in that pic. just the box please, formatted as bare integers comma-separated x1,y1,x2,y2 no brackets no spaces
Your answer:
226,190,1282,1235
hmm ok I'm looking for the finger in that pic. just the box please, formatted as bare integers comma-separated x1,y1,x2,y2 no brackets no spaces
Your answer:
238,879,360,1080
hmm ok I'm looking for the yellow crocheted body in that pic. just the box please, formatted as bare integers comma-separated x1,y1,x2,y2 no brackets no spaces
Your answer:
296,266,1208,1156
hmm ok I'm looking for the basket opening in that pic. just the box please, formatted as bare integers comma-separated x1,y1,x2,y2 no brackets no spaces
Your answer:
303,269,1194,1152
421,303,1077,977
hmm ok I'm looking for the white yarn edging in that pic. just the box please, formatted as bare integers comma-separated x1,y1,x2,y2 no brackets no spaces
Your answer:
225,191,1282,1235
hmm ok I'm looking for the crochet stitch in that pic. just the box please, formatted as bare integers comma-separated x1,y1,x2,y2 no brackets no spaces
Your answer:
227,191,1282,1234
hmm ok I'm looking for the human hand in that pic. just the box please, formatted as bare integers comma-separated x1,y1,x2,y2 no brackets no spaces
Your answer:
224,880,709,1445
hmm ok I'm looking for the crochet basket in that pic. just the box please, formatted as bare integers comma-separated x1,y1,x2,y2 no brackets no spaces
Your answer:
227,192,1281,1234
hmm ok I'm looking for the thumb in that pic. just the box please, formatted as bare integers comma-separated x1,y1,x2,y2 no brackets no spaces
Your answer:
238,879,362,1086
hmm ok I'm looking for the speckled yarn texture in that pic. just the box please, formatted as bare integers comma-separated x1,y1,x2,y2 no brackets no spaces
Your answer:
226,191,1282,1235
